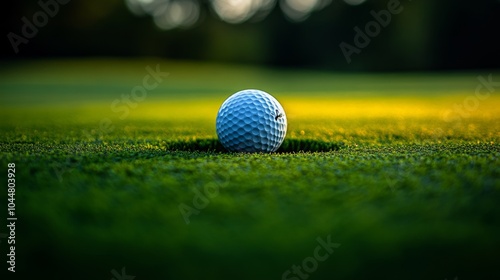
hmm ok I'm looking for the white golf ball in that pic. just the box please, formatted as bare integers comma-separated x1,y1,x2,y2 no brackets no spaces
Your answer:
216,89,287,152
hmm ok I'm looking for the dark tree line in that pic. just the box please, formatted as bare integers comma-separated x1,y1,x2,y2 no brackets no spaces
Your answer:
2,0,499,71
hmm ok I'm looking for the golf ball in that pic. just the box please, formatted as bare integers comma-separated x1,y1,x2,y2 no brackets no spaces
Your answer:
216,89,287,153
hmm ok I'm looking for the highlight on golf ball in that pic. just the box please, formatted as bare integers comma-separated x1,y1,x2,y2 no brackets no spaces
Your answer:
216,89,287,153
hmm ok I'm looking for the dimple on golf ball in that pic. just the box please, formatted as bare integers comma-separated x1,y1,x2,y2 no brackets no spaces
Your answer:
216,89,287,153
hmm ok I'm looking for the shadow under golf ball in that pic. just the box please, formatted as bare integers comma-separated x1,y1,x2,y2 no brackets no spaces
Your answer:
165,139,341,153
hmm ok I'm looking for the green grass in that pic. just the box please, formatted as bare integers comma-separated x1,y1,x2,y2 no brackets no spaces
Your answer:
0,60,499,280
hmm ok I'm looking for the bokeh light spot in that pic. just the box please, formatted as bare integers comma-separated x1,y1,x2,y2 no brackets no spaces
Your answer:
280,0,330,22
126,0,200,30
211,0,256,24
126,0,331,27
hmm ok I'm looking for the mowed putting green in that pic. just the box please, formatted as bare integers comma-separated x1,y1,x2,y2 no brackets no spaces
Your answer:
0,60,499,280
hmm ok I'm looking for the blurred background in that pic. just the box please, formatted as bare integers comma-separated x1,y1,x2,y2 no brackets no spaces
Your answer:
2,0,500,71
